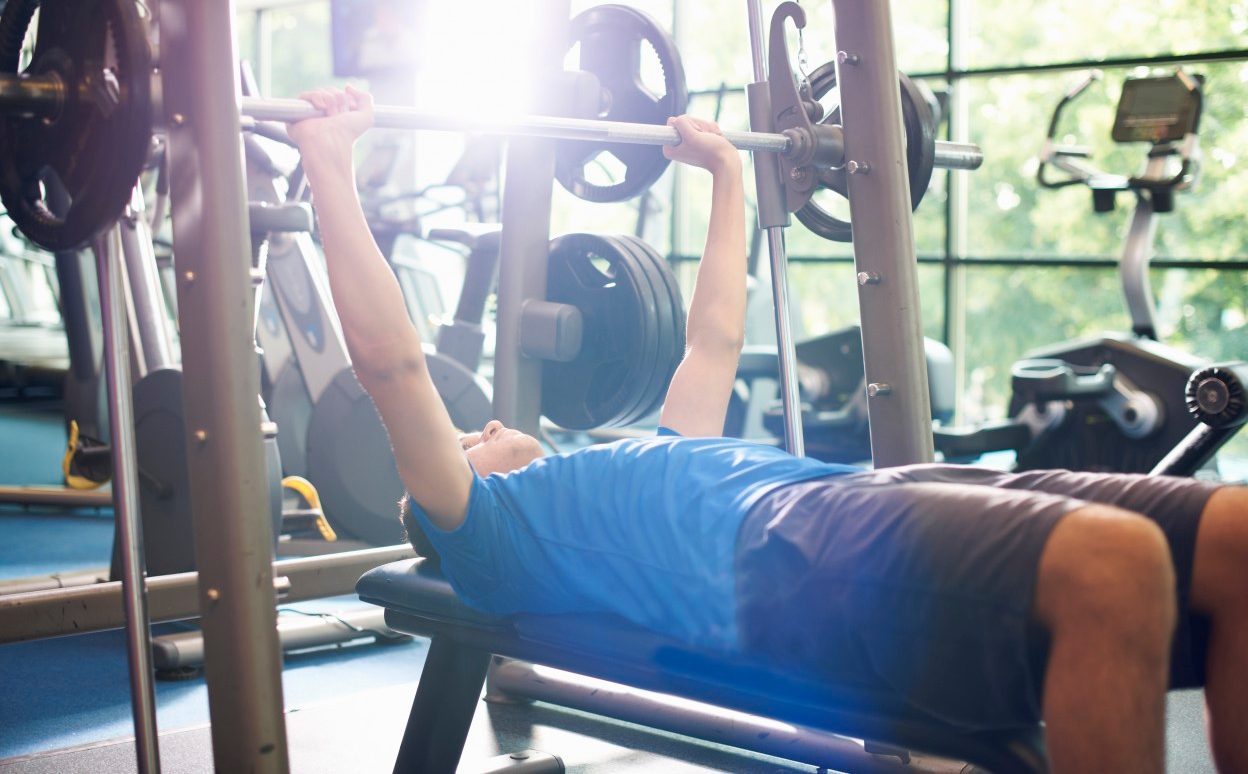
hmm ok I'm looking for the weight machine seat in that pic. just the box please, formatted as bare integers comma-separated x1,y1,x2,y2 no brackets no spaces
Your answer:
357,559,1048,773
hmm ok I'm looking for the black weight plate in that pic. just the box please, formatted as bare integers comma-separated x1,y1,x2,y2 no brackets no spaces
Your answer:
542,233,651,429
634,234,687,393
306,368,406,545
900,73,938,209
794,62,937,243
0,0,153,251
594,235,660,426
636,234,687,398
612,235,670,425
645,237,688,414
426,351,493,433
556,4,687,203
122,367,195,577
606,235,668,425
618,234,686,423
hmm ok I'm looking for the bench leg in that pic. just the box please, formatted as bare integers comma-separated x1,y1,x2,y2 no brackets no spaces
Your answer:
393,636,492,774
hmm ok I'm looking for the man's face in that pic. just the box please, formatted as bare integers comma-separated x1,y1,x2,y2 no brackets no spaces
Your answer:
461,420,544,476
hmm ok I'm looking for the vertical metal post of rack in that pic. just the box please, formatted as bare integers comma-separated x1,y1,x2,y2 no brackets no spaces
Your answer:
491,0,572,433
745,0,805,457
160,0,290,770
946,0,970,423
829,0,935,467
119,184,178,376
95,225,160,774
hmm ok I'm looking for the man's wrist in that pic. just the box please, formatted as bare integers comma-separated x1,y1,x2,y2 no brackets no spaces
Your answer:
298,140,355,179
299,136,359,169
708,152,743,178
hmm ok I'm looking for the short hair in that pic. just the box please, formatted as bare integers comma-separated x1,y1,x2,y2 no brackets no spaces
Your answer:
398,493,442,567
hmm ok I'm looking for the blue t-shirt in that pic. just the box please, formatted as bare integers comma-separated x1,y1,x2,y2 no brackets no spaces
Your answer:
410,431,860,651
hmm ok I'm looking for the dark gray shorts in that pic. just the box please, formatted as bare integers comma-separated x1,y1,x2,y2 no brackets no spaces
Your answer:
734,464,1223,730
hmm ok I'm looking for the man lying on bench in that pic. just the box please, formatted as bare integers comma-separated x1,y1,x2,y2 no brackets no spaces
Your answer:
288,86,1248,773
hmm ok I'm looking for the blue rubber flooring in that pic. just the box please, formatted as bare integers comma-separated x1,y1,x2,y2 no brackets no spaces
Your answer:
0,404,430,760
0,614,429,759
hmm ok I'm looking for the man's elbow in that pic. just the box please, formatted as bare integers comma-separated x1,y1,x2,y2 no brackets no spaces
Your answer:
348,336,428,386
686,326,745,357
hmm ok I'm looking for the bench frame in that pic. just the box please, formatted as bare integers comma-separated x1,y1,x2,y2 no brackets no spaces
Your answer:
360,560,1048,774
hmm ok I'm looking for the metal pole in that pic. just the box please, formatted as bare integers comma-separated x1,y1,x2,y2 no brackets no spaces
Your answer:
0,72,63,117
746,0,804,457
491,0,570,432
159,0,289,770
239,96,983,171
120,184,178,375
0,545,416,645
95,225,161,774
489,660,960,773
830,0,935,466
0,485,112,507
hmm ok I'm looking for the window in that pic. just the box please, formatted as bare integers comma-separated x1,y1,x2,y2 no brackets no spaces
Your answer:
234,0,1248,474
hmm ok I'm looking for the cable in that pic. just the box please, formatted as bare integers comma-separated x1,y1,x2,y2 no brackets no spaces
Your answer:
274,607,394,641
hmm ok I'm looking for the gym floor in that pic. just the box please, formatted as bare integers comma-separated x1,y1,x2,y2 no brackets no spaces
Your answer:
0,402,1218,773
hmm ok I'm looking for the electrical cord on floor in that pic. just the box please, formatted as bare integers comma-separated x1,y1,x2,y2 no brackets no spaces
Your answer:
275,607,396,641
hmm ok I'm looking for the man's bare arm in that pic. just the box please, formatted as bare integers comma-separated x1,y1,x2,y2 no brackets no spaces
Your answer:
659,117,747,437
289,87,472,527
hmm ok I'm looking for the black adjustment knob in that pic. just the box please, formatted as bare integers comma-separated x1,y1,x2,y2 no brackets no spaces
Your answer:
1185,364,1248,428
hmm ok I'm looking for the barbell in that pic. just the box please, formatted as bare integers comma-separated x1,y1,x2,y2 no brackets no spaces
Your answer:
239,97,984,173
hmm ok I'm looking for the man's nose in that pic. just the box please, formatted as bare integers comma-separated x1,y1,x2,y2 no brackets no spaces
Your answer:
482,420,504,439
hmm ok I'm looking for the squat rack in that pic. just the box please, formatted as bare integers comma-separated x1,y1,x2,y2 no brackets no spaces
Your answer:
0,0,954,770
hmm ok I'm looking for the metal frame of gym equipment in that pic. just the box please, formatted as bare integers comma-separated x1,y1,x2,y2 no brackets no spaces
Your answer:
0,1,969,771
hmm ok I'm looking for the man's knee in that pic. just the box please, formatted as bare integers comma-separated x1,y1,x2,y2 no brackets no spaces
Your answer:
1035,505,1177,644
1192,486,1248,612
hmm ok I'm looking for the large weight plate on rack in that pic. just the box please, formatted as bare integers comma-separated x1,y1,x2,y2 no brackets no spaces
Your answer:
113,367,283,578
0,0,153,251
794,62,937,243
603,234,662,425
306,368,406,546
556,4,687,203
542,233,656,429
615,234,686,423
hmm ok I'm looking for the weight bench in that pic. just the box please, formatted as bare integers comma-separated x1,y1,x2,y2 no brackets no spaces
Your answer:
358,559,1048,773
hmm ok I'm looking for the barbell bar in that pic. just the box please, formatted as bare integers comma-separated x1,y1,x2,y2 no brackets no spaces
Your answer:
238,95,984,172
0,72,982,170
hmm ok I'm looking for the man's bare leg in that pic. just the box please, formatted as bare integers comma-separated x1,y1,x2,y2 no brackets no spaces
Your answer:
1189,486,1248,772
1033,505,1176,774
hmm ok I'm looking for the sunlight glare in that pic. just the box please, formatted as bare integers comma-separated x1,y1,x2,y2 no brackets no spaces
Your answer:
414,1,543,119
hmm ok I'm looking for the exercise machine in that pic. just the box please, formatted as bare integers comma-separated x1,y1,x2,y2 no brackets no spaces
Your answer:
1004,70,1212,473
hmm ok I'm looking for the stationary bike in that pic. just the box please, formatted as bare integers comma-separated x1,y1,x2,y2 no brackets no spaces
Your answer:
1001,70,1211,473
940,69,1248,475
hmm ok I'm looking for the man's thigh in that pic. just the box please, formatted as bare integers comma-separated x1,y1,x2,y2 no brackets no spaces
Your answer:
735,465,1222,729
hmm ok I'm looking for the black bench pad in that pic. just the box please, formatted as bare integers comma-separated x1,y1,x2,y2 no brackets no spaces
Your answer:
358,559,1047,773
